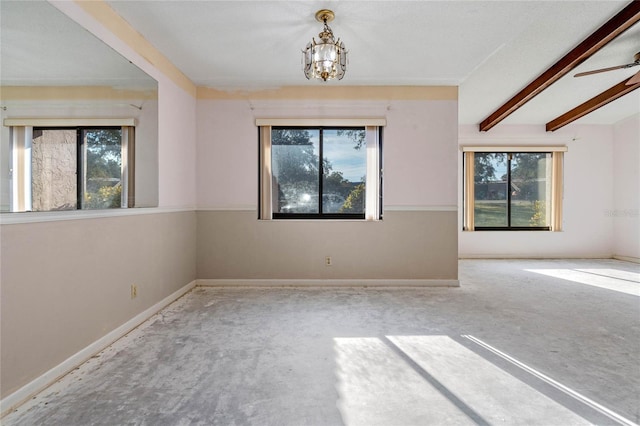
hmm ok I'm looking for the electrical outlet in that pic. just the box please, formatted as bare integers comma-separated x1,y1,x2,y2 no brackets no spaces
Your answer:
325,256,332,266
131,284,138,299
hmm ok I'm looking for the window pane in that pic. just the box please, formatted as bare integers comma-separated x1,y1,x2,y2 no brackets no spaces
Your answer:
510,153,551,227
322,129,366,214
272,128,320,214
31,129,77,211
474,153,507,227
83,128,122,209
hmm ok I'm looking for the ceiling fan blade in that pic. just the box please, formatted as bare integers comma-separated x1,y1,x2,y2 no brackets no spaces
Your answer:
627,70,640,86
574,63,635,77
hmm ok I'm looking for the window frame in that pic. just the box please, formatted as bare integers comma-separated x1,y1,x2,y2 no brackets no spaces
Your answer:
258,121,383,221
7,120,135,212
462,146,566,232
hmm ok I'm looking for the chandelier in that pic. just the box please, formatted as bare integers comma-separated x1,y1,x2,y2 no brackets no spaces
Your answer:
302,9,347,81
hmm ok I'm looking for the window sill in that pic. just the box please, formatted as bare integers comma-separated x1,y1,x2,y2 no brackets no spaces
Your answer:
262,218,382,222
463,228,554,232
0,207,194,225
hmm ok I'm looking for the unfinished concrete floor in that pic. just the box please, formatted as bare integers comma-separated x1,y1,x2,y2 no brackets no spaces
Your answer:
3,259,639,425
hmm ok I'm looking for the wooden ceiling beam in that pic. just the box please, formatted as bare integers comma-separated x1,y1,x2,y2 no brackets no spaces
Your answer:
546,77,640,131
479,1,640,132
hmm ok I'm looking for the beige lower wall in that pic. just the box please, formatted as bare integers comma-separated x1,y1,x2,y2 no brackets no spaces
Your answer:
196,210,458,281
0,210,197,399
1,209,456,399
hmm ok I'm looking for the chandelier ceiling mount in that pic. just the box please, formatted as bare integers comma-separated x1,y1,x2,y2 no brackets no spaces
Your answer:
315,9,335,25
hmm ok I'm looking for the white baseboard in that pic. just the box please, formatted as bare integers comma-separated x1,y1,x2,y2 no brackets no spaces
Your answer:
0,280,196,418
459,255,640,264
196,278,459,288
613,255,640,264
458,254,614,260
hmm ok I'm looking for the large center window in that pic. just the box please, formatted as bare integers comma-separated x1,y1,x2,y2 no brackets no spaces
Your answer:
259,122,382,220
272,127,366,218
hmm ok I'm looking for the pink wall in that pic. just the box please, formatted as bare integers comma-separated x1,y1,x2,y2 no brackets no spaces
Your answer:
196,99,458,210
196,100,256,209
613,114,640,260
157,82,197,208
383,101,458,208
459,124,616,258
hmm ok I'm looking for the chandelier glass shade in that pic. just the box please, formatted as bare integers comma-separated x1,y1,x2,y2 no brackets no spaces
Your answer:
302,10,347,81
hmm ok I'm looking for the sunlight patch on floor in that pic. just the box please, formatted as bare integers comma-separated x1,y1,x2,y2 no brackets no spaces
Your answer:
463,335,639,426
575,269,640,283
334,337,472,425
525,268,640,296
334,335,591,425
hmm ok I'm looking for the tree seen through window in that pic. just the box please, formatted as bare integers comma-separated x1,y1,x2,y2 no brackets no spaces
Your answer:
31,127,123,211
271,127,366,217
473,152,551,228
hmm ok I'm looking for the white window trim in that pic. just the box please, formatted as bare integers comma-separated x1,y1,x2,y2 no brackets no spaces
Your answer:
259,125,274,220
259,123,382,221
4,118,136,127
255,118,386,127
11,126,33,212
364,126,381,221
461,145,567,153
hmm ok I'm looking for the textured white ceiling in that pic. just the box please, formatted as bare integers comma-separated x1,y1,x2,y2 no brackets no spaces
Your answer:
105,0,639,126
2,0,638,127
108,1,551,88
0,0,155,89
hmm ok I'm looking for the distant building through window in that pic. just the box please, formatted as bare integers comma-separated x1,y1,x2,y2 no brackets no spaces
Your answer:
8,123,134,212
